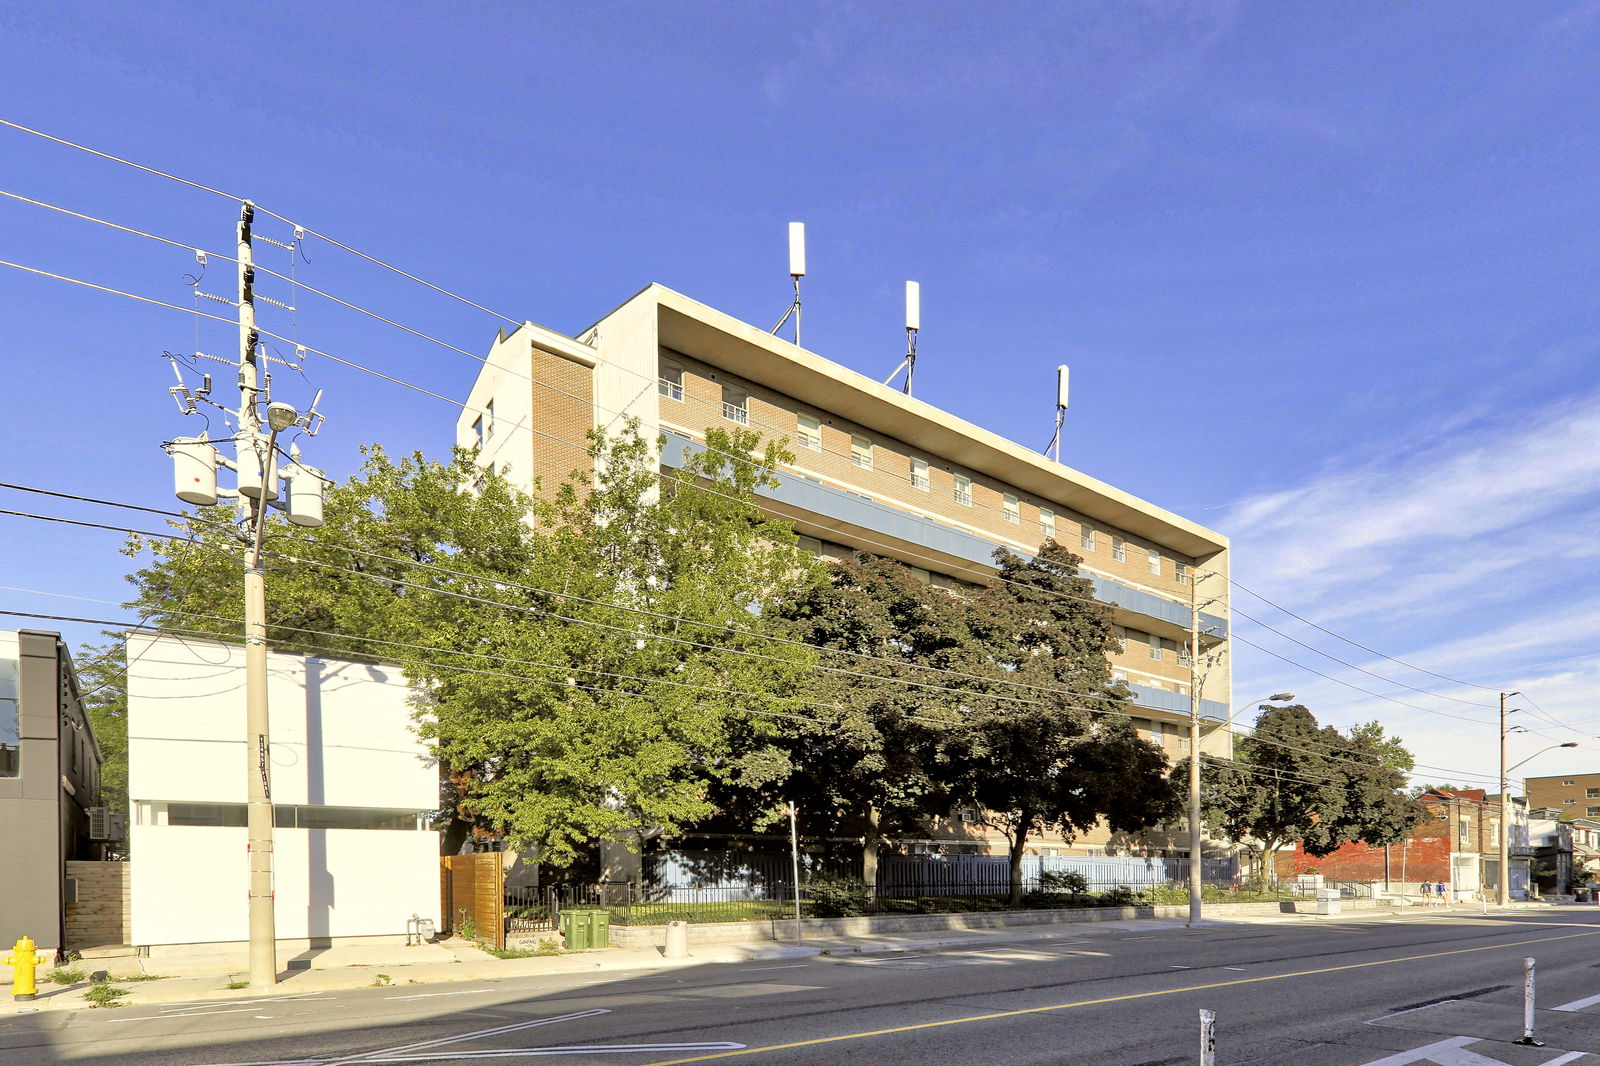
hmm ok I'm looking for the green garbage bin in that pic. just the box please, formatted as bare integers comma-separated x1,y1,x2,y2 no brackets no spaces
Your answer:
559,909,590,951
559,908,610,951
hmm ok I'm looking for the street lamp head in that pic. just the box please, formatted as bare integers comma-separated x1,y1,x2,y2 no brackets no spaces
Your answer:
1269,693,1295,702
266,401,299,434
1560,742,1579,748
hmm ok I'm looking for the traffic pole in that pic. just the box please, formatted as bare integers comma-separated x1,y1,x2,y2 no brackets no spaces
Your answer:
1198,1009,1216,1066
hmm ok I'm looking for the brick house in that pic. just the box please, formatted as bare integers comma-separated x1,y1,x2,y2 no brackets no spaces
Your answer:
1275,788,1530,899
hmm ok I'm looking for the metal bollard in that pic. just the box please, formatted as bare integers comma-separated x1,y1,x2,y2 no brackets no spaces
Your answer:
1514,956,1543,1046
664,920,689,960
1199,1008,1216,1066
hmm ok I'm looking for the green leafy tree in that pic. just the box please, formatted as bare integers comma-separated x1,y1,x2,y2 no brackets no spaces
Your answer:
949,541,1178,904
74,642,129,825
119,424,820,864
772,553,987,881
1195,705,1420,882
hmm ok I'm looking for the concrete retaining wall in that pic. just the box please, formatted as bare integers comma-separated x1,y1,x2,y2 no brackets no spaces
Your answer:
608,898,1390,950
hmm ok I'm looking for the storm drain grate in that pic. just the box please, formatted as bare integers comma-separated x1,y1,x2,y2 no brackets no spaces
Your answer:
1389,985,1508,1014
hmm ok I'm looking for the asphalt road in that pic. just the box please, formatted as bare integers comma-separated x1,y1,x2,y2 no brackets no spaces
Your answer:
6,910,1600,1065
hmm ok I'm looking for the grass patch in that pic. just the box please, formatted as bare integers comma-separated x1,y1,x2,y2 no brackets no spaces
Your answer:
224,980,250,990
45,967,88,985
83,983,130,1008
113,974,169,983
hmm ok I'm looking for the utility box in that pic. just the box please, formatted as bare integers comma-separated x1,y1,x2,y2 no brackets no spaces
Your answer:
1316,888,1341,915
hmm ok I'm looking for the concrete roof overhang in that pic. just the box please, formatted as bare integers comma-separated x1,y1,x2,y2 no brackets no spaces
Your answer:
637,285,1227,561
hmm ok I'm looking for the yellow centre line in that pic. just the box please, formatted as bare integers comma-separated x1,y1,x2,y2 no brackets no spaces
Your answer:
639,927,1600,1065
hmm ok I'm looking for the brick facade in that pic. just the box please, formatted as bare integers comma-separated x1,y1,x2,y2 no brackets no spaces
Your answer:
529,347,595,490
1526,772,1600,822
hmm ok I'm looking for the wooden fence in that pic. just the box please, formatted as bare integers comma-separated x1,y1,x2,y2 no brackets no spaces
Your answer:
440,853,505,949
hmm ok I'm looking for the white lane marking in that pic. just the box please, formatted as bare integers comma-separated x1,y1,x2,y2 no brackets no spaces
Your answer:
1552,990,1600,1012
109,1007,258,1023
161,994,334,1011
1354,1035,1516,1065
1541,1053,1588,1065
736,964,808,972
1170,965,1192,969
1223,966,1247,971
384,990,490,1001
359,1045,746,1061
1120,936,1154,940
184,1008,612,1066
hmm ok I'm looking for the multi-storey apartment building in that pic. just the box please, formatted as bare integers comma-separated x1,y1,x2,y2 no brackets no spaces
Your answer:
457,284,1232,861
1525,772,1600,822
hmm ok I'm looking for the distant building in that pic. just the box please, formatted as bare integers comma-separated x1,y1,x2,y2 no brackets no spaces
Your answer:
126,634,440,951
1525,772,1600,823
457,284,1232,865
1276,788,1530,899
0,630,103,956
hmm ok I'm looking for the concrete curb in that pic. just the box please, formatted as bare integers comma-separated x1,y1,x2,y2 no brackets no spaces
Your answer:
0,900,1562,1018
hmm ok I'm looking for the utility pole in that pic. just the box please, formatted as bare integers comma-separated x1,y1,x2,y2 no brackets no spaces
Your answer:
1187,575,1204,927
1499,691,1513,908
238,201,278,988
164,203,326,989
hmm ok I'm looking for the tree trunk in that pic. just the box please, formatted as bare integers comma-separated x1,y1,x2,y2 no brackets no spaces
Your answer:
862,806,881,890
1007,811,1033,907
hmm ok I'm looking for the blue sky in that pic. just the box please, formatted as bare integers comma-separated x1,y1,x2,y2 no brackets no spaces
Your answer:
3,2,1599,792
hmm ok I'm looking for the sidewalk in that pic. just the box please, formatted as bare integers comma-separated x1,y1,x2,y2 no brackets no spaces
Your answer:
1,899,1567,1017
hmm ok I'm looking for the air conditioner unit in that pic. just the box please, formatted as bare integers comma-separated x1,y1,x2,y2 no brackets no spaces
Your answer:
89,807,125,842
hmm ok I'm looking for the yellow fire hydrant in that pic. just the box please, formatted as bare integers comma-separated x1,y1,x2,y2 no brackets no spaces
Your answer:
5,936,49,1001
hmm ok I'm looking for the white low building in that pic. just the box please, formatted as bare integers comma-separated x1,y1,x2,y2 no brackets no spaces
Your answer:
127,633,440,949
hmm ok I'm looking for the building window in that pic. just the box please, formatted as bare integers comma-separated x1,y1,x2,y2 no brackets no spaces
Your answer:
1080,523,1096,551
908,565,931,584
797,535,823,555
1590,807,1600,818
659,364,684,402
910,456,930,491
954,474,972,506
1039,508,1055,539
797,413,821,451
1112,537,1127,563
1564,779,1577,786
0,696,18,778
1459,817,1470,845
1114,626,1129,651
1147,548,1161,575
722,387,748,425
1588,788,1600,799
1003,494,1020,524
1149,632,1162,661
850,434,873,470
1175,562,1190,585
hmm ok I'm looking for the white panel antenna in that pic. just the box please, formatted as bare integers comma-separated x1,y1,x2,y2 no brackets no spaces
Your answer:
771,222,806,346
884,281,921,395
1045,364,1070,462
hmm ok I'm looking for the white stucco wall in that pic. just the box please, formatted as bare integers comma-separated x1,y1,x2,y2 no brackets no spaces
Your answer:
127,633,439,945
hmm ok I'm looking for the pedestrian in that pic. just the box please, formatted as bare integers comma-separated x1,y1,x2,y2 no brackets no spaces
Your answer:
1435,881,1447,904
1421,881,1433,905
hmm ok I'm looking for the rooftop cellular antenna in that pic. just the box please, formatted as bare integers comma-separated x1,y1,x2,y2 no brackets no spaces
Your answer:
1043,364,1069,462
771,222,805,347
883,281,920,395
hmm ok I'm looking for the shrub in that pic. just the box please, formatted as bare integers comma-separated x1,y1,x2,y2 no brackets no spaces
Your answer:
1101,886,1147,907
46,967,88,985
1039,870,1090,894
805,874,872,918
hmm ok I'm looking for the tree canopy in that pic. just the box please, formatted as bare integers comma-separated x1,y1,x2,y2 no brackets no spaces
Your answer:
1194,704,1422,881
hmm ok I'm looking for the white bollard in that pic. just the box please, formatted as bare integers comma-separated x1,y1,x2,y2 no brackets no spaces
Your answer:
1199,1008,1216,1066
1514,956,1543,1047
664,920,689,960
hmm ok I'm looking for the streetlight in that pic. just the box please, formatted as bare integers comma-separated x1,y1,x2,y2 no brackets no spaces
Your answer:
1226,693,1296,760
1499,686,1576,906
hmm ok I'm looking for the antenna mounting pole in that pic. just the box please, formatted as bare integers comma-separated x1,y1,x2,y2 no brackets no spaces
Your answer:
884,281,920,395
771,222,805,347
